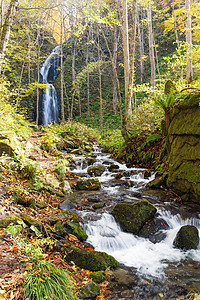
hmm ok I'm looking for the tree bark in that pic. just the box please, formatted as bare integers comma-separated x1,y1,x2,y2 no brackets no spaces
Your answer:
136,6,144,82
0,0,19,74
86,29,90,117
147,2,156,87
60,1,65,122
185,0,193,84
112,24,119,114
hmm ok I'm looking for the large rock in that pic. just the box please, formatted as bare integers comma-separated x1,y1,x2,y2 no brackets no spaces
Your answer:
173,225,199,250
0,131,24,157
78,282,100,299
111,199,157,234
76,177,101,190
167,103,200,203
65,246,119,271
87,165,105,176
0,215,22,228
65,222,88,242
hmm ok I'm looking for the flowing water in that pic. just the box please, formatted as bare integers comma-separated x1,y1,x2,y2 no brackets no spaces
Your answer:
40,46,60,125
62,146,200,299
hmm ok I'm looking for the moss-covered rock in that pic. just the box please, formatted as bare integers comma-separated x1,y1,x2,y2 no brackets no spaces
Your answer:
76,177,101,190
0,131,24,157
65,222,88,242
20,213,42,231
78,281,100,299
0,215,22,228
35,200,47,209
86,157,97,165
92,203,105,210
55,221,67,237
111,200,157,234
167,104,200,203
89,271,106,284
148,176,166,189
173,225,199,250
87,165,105,176
47,210,79,225
108,164,119,172
65,246,119,271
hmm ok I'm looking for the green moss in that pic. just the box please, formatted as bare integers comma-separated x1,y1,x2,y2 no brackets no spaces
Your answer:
92,203,105,209
35,200,47,209
173,225,199,250
111,200,157,234
87,157,97,165
76,178,101,190
148,177,165,189
87,165,105,176
65,246,119,271
89,271,106,283
78,281,100,299
55,221,66,237
65,222,88,242
0,215,22,228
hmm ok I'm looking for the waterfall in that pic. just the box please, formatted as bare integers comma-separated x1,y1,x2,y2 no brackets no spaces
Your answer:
40,46,60,125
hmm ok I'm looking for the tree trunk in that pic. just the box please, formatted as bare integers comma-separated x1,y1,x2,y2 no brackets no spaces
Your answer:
86,29,90,117
136,6,144,82
60,1,65,122
0,0,19,74
70,39,76,119
98,32,103,138
112,24,119,113
185,0,193,84
147,2,156,88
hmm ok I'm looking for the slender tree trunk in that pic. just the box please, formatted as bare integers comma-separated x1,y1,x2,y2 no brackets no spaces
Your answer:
98,32,103,138
112,24,119,113
185,0,193,84
172,0,183,79
147,2,156,87
137,6,144,82
0,0,19,74
86,29,90,117
70,39,76,119
60,1,65,122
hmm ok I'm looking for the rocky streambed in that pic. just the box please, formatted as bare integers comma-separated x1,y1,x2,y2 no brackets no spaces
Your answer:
60,145,200,300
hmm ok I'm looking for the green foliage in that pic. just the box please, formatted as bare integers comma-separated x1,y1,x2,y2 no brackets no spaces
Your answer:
101,130,125,156
154,92,177,110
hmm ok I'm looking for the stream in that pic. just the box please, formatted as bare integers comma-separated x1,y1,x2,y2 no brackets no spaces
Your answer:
61,145,200,299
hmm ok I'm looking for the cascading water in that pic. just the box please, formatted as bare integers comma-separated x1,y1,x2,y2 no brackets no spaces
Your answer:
40,46,60,125
63,145,200,298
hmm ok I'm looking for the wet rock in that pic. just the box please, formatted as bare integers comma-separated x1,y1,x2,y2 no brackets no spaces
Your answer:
115,172,123,179
62,180,72,194
143,170,151,179
139,217,169,243
111,199,157,234
130,192,142,198
87,165,105,176
148,176,166,189
89,271,106,283
112,268,135,287
92,203,105,209
108,164,120,172
65,222,88,241
0,215,22,228
86,157,96,165
173,225,199,250
123,171,131,177
76,177,101,190
59,199,76,210
78,281,100,299
88,196,100,202
65,246,119,271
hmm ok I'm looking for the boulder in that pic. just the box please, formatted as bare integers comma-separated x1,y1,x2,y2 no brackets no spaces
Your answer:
92,203,105,210
76,178,101,190
78,281,100,299
65,222,88,242
62,180,72,194
89,271,106,284
55,221,66,237
86,157,97,165
0,131,24,157
173,225,199,250
47,210,79,225
111,199,157,234
65,246,119,271
45,174,60,189
148,176,166,189
20,213,42,231
139,217,169,243
87,165,105,176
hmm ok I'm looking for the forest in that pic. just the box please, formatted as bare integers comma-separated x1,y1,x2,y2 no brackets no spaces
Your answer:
0,0,200,299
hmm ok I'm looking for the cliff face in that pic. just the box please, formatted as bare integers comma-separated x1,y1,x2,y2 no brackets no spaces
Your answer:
167,103,200,203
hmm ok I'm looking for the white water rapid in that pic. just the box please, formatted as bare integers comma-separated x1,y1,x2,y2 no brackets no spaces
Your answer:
40,46,60,125
72,146,200,280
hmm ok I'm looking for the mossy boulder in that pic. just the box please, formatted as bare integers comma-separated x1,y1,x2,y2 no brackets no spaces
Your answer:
47,210,79,225
87,165,105,176
89,271,106,284
65,246,119,271
78,281,100,299
111,199,157,234
148,176,166,189
20,213,42,231
35,200,47,209
45,174,60,189
76,177,101,190
167,104,200,203
92,203,105,210
0,215,22,228
86,157,96,165
65,222,88,242
0,131,24,157
173,225,199,250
